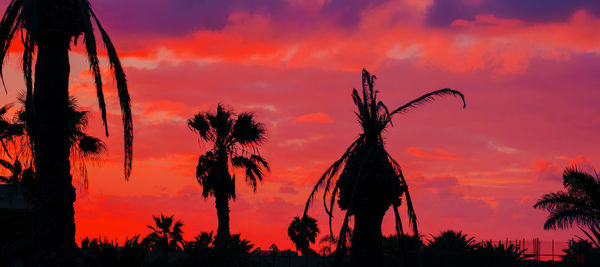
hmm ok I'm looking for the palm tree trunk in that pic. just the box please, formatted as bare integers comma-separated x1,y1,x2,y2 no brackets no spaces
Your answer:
351,206,388,267
214,191,231,252
30,32,76,267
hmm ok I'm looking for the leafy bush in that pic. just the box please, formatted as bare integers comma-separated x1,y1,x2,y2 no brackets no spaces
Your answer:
79,235,148,267
562,239,600,266
473,241,527,267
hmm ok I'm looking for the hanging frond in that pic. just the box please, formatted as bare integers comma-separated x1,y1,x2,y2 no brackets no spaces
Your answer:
303,137,361,215
0,0,24,91
90,9,133,179
388,88,466,119
80,4,108,137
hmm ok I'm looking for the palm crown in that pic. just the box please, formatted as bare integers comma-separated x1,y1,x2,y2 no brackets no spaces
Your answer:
188,104,269,199
144,214,185,252
288,215,320,255
0,0,132,178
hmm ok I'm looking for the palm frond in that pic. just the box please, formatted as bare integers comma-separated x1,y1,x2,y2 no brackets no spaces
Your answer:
303,137,361,216
188,113,211,141
543,208,597,230
90,8,133,179
0,0,23,91
231,155,265,191
389,88,466,118
232,112,265,145
81,4,108,137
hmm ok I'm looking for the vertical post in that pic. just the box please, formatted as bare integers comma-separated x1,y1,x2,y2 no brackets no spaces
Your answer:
552,240,554,261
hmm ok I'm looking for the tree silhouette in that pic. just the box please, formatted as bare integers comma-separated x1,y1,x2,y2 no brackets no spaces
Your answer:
426,230,476,252
303,69,465,266
535,166,600,247
4,97,106,186
288,215,319,255
143,214,184,253
0,1,132,265
188,104,269,252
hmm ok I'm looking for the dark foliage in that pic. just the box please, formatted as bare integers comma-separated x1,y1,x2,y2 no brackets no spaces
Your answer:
303,69,465,266
535,166,600,247
79,236,148,267
288,215,320,256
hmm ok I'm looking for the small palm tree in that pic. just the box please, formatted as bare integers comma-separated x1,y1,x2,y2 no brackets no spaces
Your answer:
288,215,319,255
426,230,476,252
143,214,184,253
303,69,465,266
534,167,600,247
188,104,269,252
0,1,132,265
9,97,106,186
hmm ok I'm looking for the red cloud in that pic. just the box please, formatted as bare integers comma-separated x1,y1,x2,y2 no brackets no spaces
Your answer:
292,112,334,123
407,147,463,161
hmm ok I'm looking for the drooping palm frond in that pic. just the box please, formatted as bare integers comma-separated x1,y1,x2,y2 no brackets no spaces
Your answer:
388,88,466,118
231,155,268,191
0,0,24,91
0,0,133,181
90,8,133,180
579,222,600,248
543,208,598,230
303,137,362,216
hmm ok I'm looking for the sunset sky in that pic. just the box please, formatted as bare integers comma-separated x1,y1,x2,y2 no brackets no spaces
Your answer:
1,0,600,251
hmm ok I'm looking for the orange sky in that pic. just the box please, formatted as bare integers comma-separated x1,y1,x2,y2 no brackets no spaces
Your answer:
1,0,600,251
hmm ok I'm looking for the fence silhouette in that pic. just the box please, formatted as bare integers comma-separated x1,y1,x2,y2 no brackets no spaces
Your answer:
488,238,568,261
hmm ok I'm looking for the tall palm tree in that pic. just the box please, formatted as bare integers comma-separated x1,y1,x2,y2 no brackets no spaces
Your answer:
188,104,269,252
288,215,319,256
304,69,465,267
0,1,132,265
534,167,600,247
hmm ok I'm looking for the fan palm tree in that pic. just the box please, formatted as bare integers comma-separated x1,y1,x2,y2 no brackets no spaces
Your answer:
188,104,269,252
143,214,185,253
534,167,600,247
288,215,319,255
15,97,106,186
1,98,105,193
0,1,132,265
303,69,465,267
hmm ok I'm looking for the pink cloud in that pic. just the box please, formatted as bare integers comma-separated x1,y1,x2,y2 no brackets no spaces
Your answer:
407,147,464,161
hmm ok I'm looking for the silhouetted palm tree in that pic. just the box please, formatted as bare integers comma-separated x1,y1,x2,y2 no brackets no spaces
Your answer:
143,214,184,253
0,1,132,265
304,69,465,266
2,97,106,185
426,230,476,252
535,167,600,247
1,98,105,193
288,215,319,255
188,104,269,252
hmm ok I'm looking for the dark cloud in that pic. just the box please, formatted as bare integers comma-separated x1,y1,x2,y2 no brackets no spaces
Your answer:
426,0,600,26
92,0,389,35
